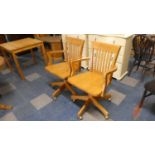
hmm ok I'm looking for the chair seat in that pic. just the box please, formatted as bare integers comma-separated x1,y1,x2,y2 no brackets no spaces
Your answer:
145,80,155,94
45,62,70,79
68,71,105,96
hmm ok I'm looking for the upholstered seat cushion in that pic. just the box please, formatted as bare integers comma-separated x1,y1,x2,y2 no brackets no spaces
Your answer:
145,79,155,94
45,62,70,79
68,71,105,96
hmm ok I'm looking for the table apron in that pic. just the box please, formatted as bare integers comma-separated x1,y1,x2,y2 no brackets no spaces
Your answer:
0,42,44,54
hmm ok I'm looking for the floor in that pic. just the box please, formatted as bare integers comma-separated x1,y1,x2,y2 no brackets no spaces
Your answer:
0,52,155,121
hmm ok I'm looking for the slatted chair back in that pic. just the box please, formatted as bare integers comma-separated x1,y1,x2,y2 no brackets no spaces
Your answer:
90,41,120,85
64,37,85,69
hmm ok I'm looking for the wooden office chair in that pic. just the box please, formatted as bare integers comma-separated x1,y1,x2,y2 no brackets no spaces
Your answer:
45,37,86,99
68,41,121,119
0,56,13,110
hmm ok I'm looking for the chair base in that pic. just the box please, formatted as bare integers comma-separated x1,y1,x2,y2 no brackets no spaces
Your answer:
50,80,77,98
0,103,13,110
71,94,111,120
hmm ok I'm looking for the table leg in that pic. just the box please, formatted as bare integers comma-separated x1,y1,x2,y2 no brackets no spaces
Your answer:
1,50,13,71
31,49,37,64
40,43,48,64
12,53,25,80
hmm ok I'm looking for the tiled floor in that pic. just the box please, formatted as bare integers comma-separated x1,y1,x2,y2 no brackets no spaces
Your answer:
0,53,155,121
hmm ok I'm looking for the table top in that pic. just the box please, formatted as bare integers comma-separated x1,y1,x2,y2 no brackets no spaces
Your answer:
0,38,43,52
37,36,62,43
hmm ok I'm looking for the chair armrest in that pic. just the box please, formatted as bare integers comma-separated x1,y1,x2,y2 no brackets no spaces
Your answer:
101,66,117,97
71,57,90,63
105,66,117,76
70,57,90,76
105,66,117,83
47,50,64,65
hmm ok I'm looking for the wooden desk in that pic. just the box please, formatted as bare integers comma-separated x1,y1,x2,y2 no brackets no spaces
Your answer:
0,56,13,110
0,38,47,80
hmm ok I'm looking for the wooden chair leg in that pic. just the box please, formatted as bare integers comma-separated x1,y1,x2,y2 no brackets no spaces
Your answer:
77,99,90,120
50,81,64,87
153,65,155,77
71,95,89,102
133,90,147,118
65,81,77,95
128,59,136,76
90,96,109,119
0,103,13,110
52,83,65,98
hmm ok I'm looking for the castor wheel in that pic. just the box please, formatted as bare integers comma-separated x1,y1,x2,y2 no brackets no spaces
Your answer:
78,115,83,120
72,99,76,102
105,115,109,120
108,98,112,102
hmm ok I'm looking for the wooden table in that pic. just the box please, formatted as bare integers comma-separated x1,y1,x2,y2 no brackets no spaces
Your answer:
0,56,13,110
0,38,47,80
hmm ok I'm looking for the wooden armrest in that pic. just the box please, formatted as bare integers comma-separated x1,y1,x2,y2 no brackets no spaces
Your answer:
105,66,117,85
105,66,117,76
71,57,90,63
101,66,117,97
70,57,90,76
47,50,64,65
47,50,64,56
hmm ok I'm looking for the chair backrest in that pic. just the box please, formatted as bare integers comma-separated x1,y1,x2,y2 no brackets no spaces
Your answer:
64,37,85,66
90,41,120,84
132,34,154,61
142,37,154,62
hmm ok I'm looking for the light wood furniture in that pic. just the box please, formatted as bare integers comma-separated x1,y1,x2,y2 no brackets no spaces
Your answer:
45,37,86,98
62,34,89,68
0,38,47,80
63,34,133,80
0,56,13,110
68,41,121,119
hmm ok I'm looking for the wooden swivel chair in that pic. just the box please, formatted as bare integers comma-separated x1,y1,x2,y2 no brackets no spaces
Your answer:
45,37,86,99
68,41,121,119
